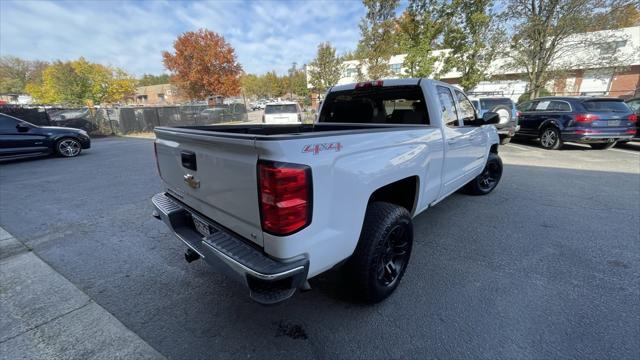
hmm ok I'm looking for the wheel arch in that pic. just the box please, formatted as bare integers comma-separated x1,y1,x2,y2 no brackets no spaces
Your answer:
367,176,419,216
538,118,563,133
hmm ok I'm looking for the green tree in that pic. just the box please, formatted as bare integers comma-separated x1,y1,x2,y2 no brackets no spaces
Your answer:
0,56,48,94
138,73,170,86
441,0,504,91
356,0,400,80
503,0,635,98
397,0,453,78
308,42,344,92
26,58,136,106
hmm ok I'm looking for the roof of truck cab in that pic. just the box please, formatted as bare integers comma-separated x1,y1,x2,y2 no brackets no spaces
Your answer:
330,78,451,92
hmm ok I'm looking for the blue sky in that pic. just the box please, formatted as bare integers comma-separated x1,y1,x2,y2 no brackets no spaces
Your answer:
0,0,367,76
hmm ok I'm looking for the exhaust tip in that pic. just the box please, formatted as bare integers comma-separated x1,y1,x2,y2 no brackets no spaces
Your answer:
184,248,201,263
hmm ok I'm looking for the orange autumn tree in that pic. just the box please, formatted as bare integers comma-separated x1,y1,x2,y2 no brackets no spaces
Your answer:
162,29,242,99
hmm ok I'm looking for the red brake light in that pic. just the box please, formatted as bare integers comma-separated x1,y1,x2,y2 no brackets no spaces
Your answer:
516,111,521,117
258,160,312,236
355,80,383,89
626,129,637,134
575,114,599,123
153,142,162,179
628,114,638,123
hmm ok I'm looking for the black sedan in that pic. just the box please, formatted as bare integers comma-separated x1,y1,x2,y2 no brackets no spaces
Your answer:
0,113,91,161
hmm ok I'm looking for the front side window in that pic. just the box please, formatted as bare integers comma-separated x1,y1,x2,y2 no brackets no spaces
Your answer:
454,90,476,124
436,86,459,127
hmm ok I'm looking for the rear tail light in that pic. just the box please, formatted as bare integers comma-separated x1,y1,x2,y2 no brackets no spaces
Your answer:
258,160,312,236
628,114,638,123
516,111,521,117
262,114,265,123
575,114,600,123
355,80,383,89
153,142,162,179
626,129,636,134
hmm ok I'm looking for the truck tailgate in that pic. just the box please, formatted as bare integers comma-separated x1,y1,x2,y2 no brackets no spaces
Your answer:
154,129,263,246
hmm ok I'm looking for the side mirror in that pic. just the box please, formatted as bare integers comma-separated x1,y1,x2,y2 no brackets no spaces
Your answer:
482,111,500,125
16,123,30,132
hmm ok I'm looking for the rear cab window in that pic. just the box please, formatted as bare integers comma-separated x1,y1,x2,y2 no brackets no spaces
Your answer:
319,85,429,125
265,104,298,114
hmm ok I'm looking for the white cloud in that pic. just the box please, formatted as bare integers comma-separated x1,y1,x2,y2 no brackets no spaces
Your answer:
0,0,365,76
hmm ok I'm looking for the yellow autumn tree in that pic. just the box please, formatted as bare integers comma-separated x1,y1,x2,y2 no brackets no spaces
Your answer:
26,58,136,106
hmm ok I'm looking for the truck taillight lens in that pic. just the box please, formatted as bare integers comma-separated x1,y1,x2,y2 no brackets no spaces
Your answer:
575,114,599,123
258,160,312,236
153,142,162,179
628,114,638,123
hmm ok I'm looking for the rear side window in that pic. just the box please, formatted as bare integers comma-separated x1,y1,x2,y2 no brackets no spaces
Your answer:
265,104,298,114
479,98,513,110
627,100,640,112
319,85,429,125
582,100,630,112
437,86,459,127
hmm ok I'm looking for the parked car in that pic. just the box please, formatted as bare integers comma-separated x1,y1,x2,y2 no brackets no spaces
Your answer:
469,97,519,145
515,96,637,149
0,113,91,160
262,102,302,124
624,97,640,140
198,103,248,124
151,78,502,304
48,108,97,133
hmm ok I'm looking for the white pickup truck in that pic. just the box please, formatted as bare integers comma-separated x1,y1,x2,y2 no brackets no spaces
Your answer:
152,79,502,304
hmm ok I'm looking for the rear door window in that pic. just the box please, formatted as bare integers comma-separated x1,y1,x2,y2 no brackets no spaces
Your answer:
582,100,630,112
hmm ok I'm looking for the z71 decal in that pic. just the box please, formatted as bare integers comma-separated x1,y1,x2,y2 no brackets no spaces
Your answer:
302,142,343,155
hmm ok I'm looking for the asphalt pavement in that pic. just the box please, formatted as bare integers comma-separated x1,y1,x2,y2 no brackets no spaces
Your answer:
0,137,638,359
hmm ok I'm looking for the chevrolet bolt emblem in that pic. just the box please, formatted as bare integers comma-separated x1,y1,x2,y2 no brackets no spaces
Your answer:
183,174,200,189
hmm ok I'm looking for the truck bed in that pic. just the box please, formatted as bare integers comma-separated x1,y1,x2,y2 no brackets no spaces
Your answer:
155,123,426,139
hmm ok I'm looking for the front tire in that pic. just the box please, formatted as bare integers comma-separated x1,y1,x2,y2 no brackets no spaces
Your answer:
55,138,82,157
344,202,413,303
590,142,616,150
539,126,562,150
463,153,503,195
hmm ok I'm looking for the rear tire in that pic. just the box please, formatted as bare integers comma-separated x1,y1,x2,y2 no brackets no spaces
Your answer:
590,142,616,150
344,202,413,303
539,126,562,150
463,153,503,195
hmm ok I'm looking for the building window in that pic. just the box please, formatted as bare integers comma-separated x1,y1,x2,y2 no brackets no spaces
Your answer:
599,40,627,56
389,63,402,74
157,93,165,102
344,67,358,78
137,95,148,104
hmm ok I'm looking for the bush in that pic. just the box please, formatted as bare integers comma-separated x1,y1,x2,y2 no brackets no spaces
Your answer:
518,88,552,103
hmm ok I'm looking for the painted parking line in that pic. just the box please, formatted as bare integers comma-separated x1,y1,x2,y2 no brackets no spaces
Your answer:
505,143,532,151
609,148,640,156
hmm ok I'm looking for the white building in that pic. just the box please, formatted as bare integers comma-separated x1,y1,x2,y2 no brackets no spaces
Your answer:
308,26,640,102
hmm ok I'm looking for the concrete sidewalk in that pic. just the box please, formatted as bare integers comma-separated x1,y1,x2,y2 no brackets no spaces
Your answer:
0,227,164,360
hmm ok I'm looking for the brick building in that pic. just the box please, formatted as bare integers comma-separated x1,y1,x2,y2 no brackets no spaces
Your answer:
133,84,186,105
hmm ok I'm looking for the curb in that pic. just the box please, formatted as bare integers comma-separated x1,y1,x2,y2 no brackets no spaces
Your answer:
0,226,165,360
